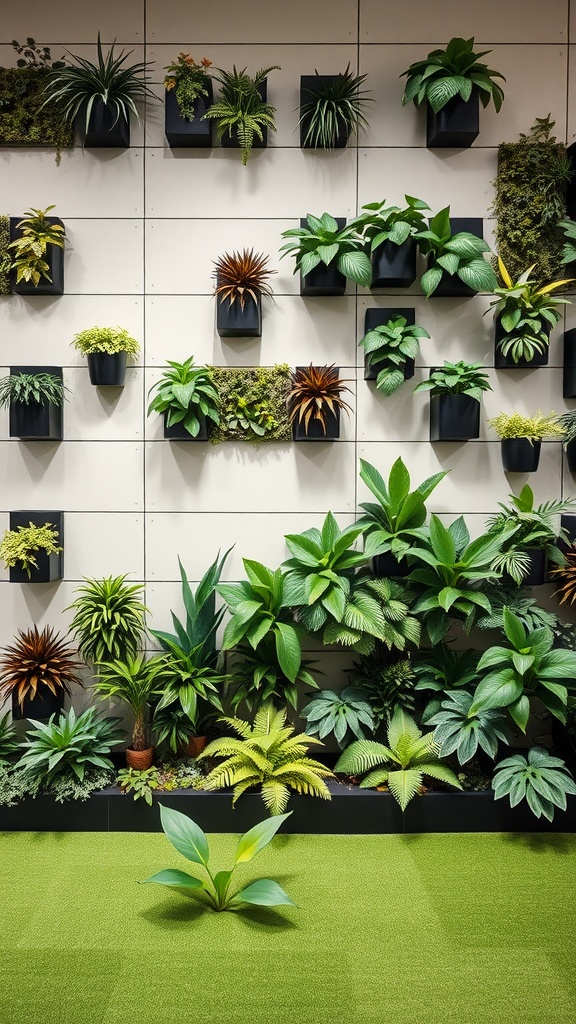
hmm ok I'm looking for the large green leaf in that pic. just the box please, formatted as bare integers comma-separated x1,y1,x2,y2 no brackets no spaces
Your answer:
141,869,205,889
159,803,209,867
234,812,292,864
470,670,523,713
428,516,456,564
274,622,301,682
235,879,296,906
338,250,372,287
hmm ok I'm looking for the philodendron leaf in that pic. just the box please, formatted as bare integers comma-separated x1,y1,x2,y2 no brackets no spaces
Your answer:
141,869,205,889
234,811,292,865
235,879,296,907
159,803,209,867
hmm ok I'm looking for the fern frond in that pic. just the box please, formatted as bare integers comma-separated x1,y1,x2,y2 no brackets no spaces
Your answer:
261,780,290,814
335,739,393,775
387,768,423,810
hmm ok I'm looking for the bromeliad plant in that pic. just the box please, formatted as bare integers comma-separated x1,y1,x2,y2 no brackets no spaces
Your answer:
0,521,62,579
204,65,279,164
301,687,374,749
297,64,372,148
335,707,462,810
0,371,66,410
16,706,123,784
485,484,576,584
213,248,276,310
280,213,372,287
400,36,506,114
358,457,447,564
359,315,430,396
414,361,492,399
163,53,212,121
142,804,296,911
147,358,220,438
67,574,148,664
489,257,573,363
287,365,353,435
415,207,496,296
492,747,576,822
8,205,65,286
0,625,82,713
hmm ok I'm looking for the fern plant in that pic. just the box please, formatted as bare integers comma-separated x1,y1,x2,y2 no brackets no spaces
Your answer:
204,65,279,164
197,705,333,815
347,652,416,727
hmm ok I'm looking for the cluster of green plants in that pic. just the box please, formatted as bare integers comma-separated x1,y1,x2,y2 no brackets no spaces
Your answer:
0,38,73,152
0,523,62,579
0,371,66,409
0,215,10,294
72,325,140,357
163,53,212,121
208,365,292,443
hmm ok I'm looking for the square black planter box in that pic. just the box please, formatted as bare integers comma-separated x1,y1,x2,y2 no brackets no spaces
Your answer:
163,413,209,440
165,83,213,148
12,689,64,722
87,352,127,386
300,217,346,295
429,393,480,441
8,510,64,583
426,91,480,148
9,365,63,439
81,99,130,147
370,237,417,289
216,294,262,337
563,329,576,397
293,407,340,441
10,217,64,296
299,75,351,148
363,307,416,381
220,80,268,149
428,217,483,297
560,514,576,546
501,438,541,473
494,316,549,368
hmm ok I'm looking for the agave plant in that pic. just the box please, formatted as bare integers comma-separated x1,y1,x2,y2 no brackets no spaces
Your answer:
66,574,148,664
204,65,279,164
287,364,353,435
492,747,576,822
16,705,124,783
212,248,276,310
197,704,333,815
0,625,83,712
298,65,372,148
335,707,462,810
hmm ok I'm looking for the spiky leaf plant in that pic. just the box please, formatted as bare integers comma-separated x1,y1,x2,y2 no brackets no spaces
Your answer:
204,65,279,164
16,706,123,783
348,651,416,727
287,364,353,434
0,372,66,409
197,704,333,815
550,546,576,606
0,712,20,766
212,248,276,310
66,574,148,664
335,707,462,810
298,64,372,149
489,256,573,363
492,747,576,822
0,625,83,711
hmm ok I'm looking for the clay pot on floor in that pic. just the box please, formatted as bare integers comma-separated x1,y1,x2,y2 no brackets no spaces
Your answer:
126,746,154,770
184,735,207,758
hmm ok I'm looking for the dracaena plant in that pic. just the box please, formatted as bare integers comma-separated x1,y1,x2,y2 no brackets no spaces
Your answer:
359,316,430,397
297,65,372,149
335,707,462,810
67,574,148,663
147,358,220,438
142,804,296,911
163,53,212,120
488,410,565,441
485,484,576,584
413,361,492,400
204,65,279,164
301,687,374,749
350,196,431,251
212,248,276,310
489,257,573,363
428,690,509,765
279,213,372,287
8,205,65,286
0,521,62,578
492,747,576,822
358,456,447,563
287,364,353,435
471,607,576,731
0,372,66,409
415,207,496,296
400,36,506,113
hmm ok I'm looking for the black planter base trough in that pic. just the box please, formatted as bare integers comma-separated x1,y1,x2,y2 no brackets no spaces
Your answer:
2,781,574,834
426,92,480,148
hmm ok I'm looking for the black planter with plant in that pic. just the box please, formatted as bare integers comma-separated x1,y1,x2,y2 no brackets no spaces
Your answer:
360,309,428,396
485,484,576,586
363,307,415,380
0,623,82,722
0,38,74,152
280,215,370,297
213,249,275,338
88,352,127,386
494,316,549,368
1,511,64,583
83,99,130,147
72,325,140,386
414,362,491,441
3,366,64,440
163,53,213,148
350,196,430,289
163,413,209,441
298,66,371,149
288,365,352,441
147,357,220,441
426,92,479,148
489,411,565,473
204,66,279,164
501,438,541,473
9,209,65,296
416,211,494,298
563,329,576,398
490,257,571,368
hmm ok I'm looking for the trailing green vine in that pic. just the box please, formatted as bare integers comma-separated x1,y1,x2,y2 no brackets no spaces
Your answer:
208,364,292,443
0,215,11,294
492,115,570,285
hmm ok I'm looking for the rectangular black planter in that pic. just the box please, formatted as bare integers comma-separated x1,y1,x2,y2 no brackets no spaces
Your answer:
216,294,262,337
81,100,130,147
563,329,576,398
163,413,208,440
165,83,213,148
10,217,64,296
370,237,417,288
9,365,63,439
567,142,576,220
429,393,480,441
363,307,415,380
299,75,350,148
220,80,268,149
292,407,340,441
300,217,346,296
494,316,549,368
8,510,64,583
429,217,483,297
426,91,480,149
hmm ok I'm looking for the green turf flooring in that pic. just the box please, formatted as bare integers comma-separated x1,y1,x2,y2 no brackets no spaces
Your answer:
1,829,575,1024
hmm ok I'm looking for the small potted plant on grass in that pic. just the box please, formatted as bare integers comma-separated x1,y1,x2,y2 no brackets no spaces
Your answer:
415,207,496,297
485,484,576,586
488,257,573,368
400,36,506,148
71,325,140,386
488,410,565,472
350,196,430,287
360,314,429,393
163,52,213,147
204,65,279,164
212,248,276,337
8,205,65,295
414,361,491,441
93,654,169,769
41,33,156,147
297,64,372,149
0,624,82,720
0,367,65,439
288,364,353,441
280,212,371,295
147,357,220,440
0,512,63,583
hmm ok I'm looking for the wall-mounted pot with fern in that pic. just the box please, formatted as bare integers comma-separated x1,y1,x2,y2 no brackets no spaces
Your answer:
71,325,140,386
297,64,372,149
350,196,430,288
280,213,371,296
288,364,352,441
163,52,213,148
488,411,565,473
0,367,65,439
360,310,429,393
0,511,64,583
9,205,66,295
212,248,276,337
489,257,572,368
414,362,491,441
203,65,279,164
147,358,220,440
485,484,576,587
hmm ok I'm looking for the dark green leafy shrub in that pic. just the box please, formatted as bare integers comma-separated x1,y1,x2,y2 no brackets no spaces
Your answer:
0,39,74,151
492,747,576,821
348,652,416,727
301,687,374,748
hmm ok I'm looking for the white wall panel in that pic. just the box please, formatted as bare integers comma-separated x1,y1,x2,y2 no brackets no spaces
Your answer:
62,368,144,441
64,220,144,294
360,0,568,43
0,2,145,43
146,0,358,44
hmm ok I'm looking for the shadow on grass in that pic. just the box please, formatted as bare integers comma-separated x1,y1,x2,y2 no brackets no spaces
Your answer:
501,832,576,854
140,876,299,932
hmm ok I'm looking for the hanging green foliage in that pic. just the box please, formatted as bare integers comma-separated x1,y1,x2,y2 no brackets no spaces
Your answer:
208,364,292,444
0,215,11,294
0,39,74,153
492,116,570,285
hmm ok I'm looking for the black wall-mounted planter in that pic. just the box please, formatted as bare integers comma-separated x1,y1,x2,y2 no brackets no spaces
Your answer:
363,307,416,381
521,548,548,586
429,393,480,441
300,218,347,296
501,438,541,473
370,237,417,289
563,329,576,398
220,81,268,149
87,352,127,386
10,217,64,296
8,510,64,583
494,316,550,368
299,75,350,148
12,689,64,722
561,514,576,546
9,365,63,439
216,294,262,338
292,407,340,441
426,91,480,149
165,83,213,148
371,551,410,577
163,413,209,440
428,217,483,297
565,440,576,475
81,99,130,147
566,143,576,220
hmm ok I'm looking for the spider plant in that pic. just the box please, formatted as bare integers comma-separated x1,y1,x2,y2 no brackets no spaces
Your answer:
400,36,506,113
298,64,372,148
0,371,66,409
42,32,156,136
0,625,82,713
66,574,148,664
204,65,279,164
212,248,276,310
287,364,353,435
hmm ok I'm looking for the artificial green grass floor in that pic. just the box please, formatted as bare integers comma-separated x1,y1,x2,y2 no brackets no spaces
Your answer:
1,830,576,1024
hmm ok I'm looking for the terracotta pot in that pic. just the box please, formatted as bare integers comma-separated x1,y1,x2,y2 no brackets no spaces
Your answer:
184,735,207,758
126,746,154,770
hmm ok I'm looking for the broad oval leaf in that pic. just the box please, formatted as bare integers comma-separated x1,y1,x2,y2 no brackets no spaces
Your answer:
234,811,292,865
159,803,209,867
235,878,296,907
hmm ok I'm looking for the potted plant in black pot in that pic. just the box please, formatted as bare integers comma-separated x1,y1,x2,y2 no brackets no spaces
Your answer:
415,207,496,297
360,312,429,393
414,361,492,441
212,248,276,337
204,64,279,164
400,36,506,148
557,411,576,474
297,64,372,149
71,324,140,386
0,512,63,583
0,367,65,439
163,52,213,148
488,257,572,368
41,33,156,147
485,484,576,586
280,212,371,296
8,205,65,295
288,364,352,440
488,410,565,472
0,624,82,720
147,357,220,440
350,195,430,288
